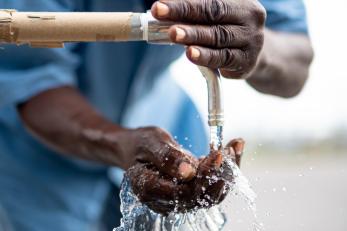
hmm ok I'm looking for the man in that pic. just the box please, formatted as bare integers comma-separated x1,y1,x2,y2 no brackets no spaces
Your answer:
0,0,313,230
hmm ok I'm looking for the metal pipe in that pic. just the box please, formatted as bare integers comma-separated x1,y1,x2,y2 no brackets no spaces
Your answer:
198,67,224,128
0,10,172,47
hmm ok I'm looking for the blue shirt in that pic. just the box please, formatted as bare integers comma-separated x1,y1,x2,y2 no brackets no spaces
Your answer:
0,0,308,230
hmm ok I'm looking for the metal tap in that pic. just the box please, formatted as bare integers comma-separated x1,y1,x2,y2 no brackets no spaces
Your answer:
197,67,224,128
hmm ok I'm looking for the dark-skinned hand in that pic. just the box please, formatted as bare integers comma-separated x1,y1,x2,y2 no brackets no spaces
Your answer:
127,138,245,215
117,127,198,180
151,0,266,79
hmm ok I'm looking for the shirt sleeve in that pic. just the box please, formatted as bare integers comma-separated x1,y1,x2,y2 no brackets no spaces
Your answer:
260,0,309,34
0,0,81,108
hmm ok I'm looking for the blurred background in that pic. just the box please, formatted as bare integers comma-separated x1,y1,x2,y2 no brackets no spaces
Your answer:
171,0,347,230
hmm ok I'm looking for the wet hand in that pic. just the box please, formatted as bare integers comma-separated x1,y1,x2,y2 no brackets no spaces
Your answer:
127,138,245,215
151,0,266,79
120,127,198,181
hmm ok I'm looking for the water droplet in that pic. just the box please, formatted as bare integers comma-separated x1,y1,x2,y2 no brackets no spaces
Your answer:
282,187,287,192
184,137,189,141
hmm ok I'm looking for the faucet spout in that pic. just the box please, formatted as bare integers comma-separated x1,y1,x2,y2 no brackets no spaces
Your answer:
198,66,224,127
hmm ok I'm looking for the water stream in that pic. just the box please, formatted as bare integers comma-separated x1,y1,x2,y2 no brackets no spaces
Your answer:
114,126,263,231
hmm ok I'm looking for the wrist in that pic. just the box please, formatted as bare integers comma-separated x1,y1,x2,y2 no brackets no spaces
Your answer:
79,116,132,168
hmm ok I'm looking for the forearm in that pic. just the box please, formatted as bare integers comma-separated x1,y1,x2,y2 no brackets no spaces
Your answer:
247,29,314,98
17,86,130,169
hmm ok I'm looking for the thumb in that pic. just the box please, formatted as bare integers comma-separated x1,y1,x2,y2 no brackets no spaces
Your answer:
150,144,198,182
225,138,245,167
198,149,223,175
134,127,198,182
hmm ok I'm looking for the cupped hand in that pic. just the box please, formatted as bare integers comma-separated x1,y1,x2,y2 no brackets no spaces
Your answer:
151,0,266,79
118,127,198,181
127,138,245,215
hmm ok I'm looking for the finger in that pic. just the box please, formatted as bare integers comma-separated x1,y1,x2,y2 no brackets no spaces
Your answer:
225,138,245,167
194,144,245,208
127,163,176,214
151,0,249,24
195,149,225,205
157,145,198,181
198,149,223,175
197,149,226,186
127,163,195,214
195,179,227,208
137,140,198,181
169,25,249,48
186,46,251,77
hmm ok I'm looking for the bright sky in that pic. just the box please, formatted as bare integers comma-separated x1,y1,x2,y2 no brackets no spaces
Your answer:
171,0,347,141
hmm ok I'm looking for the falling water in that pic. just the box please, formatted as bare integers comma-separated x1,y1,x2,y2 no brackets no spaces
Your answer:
114,126,263,231
209,126,264,231
209,126,223,151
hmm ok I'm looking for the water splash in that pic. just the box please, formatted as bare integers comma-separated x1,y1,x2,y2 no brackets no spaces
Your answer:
114,177,226,231
114,127,263,231
212,124,263,231
222,157,264,231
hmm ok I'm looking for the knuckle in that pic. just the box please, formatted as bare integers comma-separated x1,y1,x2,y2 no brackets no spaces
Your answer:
189,27,205,44
140,126,161,136
214,25,234,47
253,31,265,47
256,6,267,26
248,2,267,27
205,0,227,22
147,126,168,137
137,126,172,147
206,50,222,67
176,0,195,18
223,49,237,68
